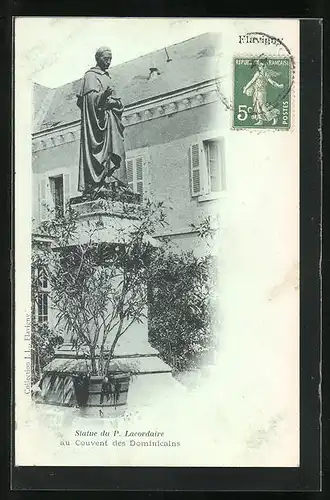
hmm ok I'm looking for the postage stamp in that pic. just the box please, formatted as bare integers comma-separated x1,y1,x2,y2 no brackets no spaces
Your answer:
233,56,292,130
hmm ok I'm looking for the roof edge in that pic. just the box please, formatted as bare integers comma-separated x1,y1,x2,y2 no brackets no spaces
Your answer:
32,77,219,136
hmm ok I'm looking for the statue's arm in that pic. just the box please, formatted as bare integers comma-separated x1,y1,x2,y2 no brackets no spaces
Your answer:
77,72,124,116
76,71,104,109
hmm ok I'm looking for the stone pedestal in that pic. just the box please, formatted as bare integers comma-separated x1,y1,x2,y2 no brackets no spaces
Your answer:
68,196,160,244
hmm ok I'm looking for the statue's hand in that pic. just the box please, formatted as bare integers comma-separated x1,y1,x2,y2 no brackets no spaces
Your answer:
105,96,123,111
105,86,113,96
105,96,116,109
102,87,113,102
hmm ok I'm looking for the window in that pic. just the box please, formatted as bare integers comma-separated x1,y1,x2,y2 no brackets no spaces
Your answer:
37,268,49,324
50,175,64,218
37,293,48,324
38,173,70,222
126,156,144,194
189,138,226,198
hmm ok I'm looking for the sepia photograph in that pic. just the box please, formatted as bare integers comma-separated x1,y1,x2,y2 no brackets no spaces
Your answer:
14,17,301,468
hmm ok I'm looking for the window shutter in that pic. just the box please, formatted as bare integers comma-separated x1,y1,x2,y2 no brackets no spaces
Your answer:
63,173,71,212
127,159,134,191
190,143,201,196
126,156,144,194
38,177,48,222
136,156,144,194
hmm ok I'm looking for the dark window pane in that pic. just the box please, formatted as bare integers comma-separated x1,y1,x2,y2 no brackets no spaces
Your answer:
37,292,48,323
50,176,64,218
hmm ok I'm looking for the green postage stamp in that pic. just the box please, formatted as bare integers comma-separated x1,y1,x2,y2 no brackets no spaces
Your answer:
233,56,292,130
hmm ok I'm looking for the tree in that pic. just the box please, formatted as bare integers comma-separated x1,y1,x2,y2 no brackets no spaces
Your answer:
32,199,168,377
148,250,220,372
147,213,221,372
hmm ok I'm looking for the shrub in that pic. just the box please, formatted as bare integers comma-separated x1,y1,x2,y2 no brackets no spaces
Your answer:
148,251,219,372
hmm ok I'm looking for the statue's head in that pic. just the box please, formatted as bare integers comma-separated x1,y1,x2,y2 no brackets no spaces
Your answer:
95,47,112,71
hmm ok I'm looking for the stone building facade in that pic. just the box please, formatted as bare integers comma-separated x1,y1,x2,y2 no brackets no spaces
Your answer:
32,32,228,329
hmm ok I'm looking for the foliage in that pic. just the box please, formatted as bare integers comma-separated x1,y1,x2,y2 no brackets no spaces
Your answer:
148,250,219,372
191,214,222,242
32,199,220,378
31,322,64,384
32,200,168,376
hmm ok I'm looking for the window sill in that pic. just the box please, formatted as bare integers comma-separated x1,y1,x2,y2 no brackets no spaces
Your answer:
197,192,227,203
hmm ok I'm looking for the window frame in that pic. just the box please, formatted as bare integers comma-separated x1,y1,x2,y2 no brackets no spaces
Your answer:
49,174,65,218
37,169,71,223
203,138,226,194
36,267,50,325
189,132,227,202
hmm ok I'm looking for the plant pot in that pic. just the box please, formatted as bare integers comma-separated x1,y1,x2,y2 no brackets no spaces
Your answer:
35,372,78,406
34,371,131,409
85,372,131,408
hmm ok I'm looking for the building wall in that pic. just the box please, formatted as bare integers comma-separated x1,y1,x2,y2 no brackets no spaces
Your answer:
32,98,227,251
124,101,221,149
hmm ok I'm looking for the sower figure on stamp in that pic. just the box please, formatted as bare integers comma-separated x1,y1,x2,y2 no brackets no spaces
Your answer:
243,59,284,126
77,47,128,195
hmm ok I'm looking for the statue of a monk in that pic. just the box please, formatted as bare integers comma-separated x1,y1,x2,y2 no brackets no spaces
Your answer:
77,47,127,194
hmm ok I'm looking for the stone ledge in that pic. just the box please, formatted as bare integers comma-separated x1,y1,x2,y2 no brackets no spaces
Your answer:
71,198,141,220
70,189,141,206
60,198,160,247
44,353,172,376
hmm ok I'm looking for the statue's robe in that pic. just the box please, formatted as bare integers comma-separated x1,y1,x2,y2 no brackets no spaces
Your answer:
77,66,127,193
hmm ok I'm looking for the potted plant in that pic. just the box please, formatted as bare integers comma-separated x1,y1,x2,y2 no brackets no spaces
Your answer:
32,199,167,408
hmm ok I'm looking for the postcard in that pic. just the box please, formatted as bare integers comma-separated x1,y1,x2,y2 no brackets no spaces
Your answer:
14,17,301,468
